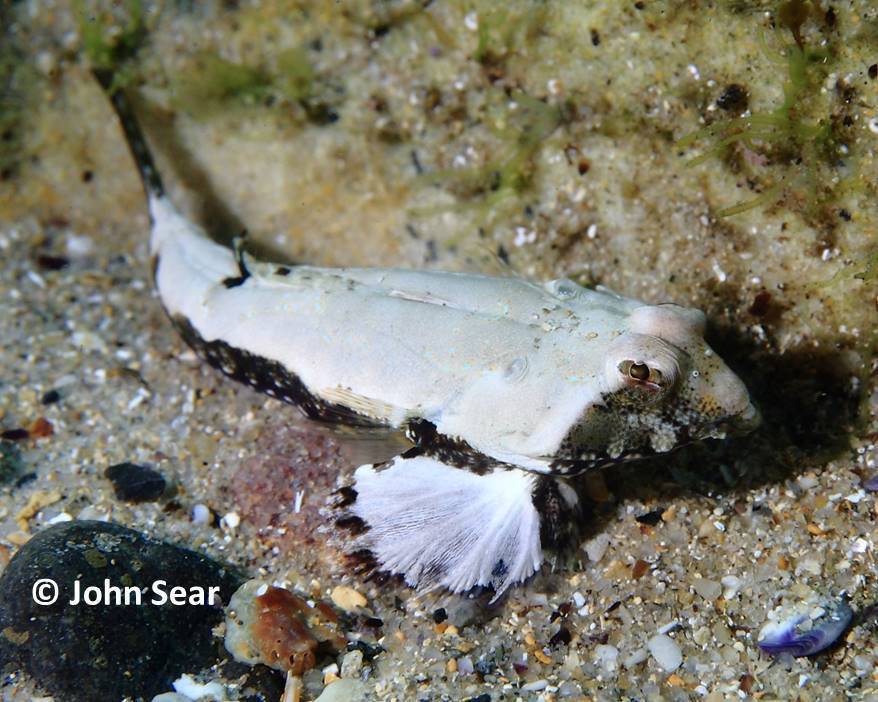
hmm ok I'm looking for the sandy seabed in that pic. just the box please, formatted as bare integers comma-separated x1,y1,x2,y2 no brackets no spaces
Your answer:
1,2,877,701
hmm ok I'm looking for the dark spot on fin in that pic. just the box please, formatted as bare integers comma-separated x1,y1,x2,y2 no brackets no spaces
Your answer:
222,232,252,288
404,418,495,474
221,276,248,289
532,476,582,551
335,515,369,536
400,445,424,460
491,559,508,578
171,314,381,428
275,266,291,276
345,548,381,578
333,485,358,507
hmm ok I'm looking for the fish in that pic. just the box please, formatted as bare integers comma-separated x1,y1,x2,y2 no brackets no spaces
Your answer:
94,70,760,600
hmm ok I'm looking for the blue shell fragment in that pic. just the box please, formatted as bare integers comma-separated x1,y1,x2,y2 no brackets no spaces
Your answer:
758,597,853,657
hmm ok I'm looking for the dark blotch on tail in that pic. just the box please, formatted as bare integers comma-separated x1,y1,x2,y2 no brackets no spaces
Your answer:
93,69,165,201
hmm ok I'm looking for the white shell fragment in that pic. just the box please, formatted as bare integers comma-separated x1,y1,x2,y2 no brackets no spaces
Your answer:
100,78,761,600
647,634,683,672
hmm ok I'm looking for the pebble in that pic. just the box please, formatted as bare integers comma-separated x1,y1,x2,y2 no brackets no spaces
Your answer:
220,511,240,531
457,656,474,675
0,441,23,484
105,462,166,503
40,389,61,405
647,634,683,672
34,50,58,76
340,649,364,678
171,674,228,701
0,521,243,702
191,503,212,525
583,533,610,562
441,596,485,628
623,648,649,668
558,680,583,697
522,679,549,691
721,575,743,599
692,578,722,601
330,584,367,612
313,679,367,702
594,644,619,671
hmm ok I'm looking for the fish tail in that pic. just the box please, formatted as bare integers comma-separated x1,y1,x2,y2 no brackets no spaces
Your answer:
93,68,241,321
93,69,165,203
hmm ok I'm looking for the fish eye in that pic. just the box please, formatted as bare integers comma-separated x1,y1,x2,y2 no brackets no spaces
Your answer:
619,360,665,388
628,362,649,381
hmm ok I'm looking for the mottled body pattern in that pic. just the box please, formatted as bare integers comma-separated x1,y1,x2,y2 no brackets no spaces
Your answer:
98,75,759,599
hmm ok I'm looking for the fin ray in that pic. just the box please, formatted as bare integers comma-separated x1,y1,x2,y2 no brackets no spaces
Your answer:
350,455,542,600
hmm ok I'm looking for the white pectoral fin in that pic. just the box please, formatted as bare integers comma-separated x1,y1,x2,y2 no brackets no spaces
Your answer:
350,455,543,600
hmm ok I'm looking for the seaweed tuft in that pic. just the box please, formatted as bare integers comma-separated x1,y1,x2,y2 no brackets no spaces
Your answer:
679,1,862,226
76,0,147,89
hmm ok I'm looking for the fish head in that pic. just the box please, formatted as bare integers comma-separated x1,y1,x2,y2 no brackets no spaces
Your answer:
560,303,759,467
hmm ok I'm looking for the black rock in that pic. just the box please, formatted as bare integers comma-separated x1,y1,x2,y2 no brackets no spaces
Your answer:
548,625,572,647
105,462,167,502
0,428,29,441
345,639,384,662
40,389,61,405
716,83,749,113
0,520,245,702
634,508,664,526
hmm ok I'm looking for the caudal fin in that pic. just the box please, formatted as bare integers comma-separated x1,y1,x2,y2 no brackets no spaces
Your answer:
93,67,241,315
93,69,165,202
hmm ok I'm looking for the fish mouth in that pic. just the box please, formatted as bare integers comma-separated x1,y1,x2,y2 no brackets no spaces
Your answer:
733,401,762,434
696,401,761,441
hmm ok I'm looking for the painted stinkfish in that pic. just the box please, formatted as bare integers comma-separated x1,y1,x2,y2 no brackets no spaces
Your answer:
95,70,759,601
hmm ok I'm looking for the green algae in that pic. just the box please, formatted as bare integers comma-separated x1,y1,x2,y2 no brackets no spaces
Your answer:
474,4,549,68
349,0,433,35
172,53,274,115
416,88,561,234
170,47,340,125
0,45,32,181
853,250,878,284
276,47,316,103
77,0,147,89
680,1,862,225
